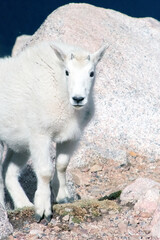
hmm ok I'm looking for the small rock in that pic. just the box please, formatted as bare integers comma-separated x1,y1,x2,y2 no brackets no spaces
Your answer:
128,151,139,158
65,207,73,213
50,218,57,225
100,208,108,214
29,229,42,235
128,218,136,227
151,203,160,238
139,212,152,218
151,218,160,238
120,178,160,204
108,210,118,215
62,214,70,221
7,236,15,240
54,226,61,232
118,221,128,233
90,164,102,172
44,229,51,235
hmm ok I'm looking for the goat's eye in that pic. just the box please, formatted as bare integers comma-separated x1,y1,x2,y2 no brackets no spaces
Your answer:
90,71,94,77
65,70,69,76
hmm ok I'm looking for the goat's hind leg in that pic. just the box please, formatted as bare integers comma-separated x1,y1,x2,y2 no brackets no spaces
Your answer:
4,149,33,208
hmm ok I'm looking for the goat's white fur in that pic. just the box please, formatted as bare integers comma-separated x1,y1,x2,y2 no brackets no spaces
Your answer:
0,41,106,219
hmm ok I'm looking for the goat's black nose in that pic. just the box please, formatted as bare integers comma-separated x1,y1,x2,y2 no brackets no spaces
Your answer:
72,96,84,104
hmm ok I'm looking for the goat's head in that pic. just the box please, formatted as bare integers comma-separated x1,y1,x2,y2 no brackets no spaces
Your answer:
52,44,106,109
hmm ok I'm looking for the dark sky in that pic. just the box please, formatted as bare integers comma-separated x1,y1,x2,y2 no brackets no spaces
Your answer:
0,0,160,56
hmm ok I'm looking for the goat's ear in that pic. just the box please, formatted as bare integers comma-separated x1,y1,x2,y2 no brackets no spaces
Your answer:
50,45,66,62
91,45,107,65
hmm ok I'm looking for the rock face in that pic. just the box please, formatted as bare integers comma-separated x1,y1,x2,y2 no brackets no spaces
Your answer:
0,203,13,239
12,3,160,167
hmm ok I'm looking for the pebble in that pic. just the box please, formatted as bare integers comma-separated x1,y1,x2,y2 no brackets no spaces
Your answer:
62,214,70,221
54,226,61,232
65,207,73,213
118,222,128,233
90,164,103,172
100,208,108,214
29,229,41,235
7,236,15,240
50,218,57,225
108,210,118,215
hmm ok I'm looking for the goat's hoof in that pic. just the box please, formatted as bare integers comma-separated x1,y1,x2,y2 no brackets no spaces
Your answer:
58,197,74,204
45,214,52,222
35,214,42,223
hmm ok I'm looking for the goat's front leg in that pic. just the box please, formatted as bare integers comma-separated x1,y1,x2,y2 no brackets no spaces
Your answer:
52,140,78,204
4,149,33,208
30,134,53,222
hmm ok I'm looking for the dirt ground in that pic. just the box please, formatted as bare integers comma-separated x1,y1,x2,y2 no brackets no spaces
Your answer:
7,153,160,240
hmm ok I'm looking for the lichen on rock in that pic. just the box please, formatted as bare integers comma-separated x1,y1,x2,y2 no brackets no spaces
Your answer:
53,198,119,223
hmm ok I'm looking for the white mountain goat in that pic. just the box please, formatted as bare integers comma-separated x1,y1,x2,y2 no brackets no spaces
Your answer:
0,41,106,221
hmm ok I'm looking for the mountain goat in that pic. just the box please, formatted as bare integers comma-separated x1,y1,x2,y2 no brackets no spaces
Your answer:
0,41,106,221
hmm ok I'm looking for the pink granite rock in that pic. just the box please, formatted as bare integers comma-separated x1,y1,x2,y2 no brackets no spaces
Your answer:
121,178,160,238
12,3,160,167
134,188,160,216
120,178,160,205
151,203,160,238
